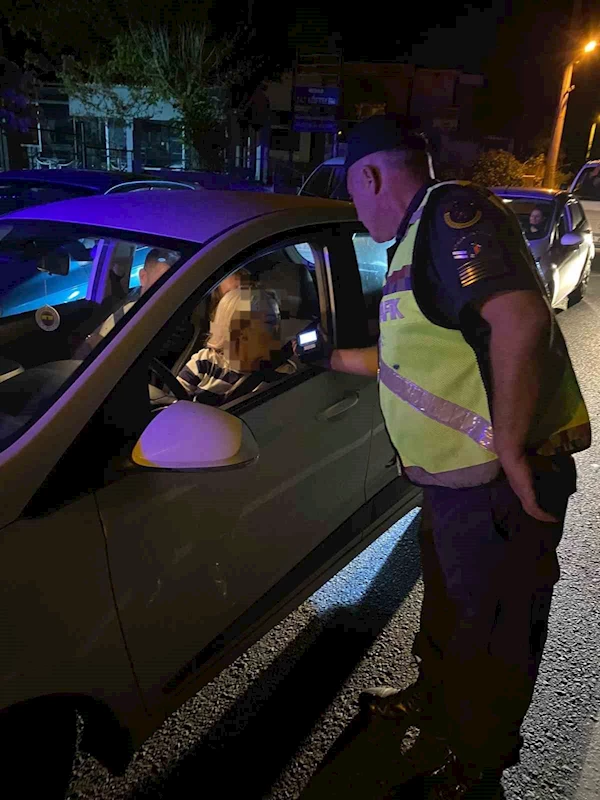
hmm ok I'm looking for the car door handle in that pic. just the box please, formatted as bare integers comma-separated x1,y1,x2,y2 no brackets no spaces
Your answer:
317,391,360,421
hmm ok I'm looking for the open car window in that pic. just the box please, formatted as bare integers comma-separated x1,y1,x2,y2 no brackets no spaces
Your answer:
498,197,555,241
0,220,194,453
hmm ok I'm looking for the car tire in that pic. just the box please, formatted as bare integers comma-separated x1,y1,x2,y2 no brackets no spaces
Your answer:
1,702,77,799
568,256,592,306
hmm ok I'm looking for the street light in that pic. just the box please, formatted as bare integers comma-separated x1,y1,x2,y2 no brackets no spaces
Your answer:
543,39,598,188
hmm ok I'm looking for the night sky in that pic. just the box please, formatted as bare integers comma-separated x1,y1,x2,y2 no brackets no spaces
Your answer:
337,0,600,169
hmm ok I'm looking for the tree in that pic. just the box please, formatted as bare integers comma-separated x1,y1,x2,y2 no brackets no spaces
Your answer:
471,149,525,187
61,21,284,171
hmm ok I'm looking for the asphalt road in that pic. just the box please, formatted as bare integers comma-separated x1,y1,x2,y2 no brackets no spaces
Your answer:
67,275,600,800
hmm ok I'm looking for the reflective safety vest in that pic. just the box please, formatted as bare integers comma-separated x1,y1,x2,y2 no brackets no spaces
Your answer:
379,181,591,488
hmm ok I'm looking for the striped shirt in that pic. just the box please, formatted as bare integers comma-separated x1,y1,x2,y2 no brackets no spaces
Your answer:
177,347,243,403
177,287,281,403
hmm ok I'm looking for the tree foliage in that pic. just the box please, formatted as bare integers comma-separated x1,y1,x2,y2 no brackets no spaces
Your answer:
471,149,525,187
61,22,271,169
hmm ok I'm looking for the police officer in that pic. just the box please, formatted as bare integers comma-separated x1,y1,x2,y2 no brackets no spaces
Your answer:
301,115,590,798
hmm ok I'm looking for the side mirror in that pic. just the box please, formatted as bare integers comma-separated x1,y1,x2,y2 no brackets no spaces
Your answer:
132,401,259,471
560,231,583,247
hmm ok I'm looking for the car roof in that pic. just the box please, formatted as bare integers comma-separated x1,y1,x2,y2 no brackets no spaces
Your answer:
492,187,562,200
2,190,355,244
0,170,150,192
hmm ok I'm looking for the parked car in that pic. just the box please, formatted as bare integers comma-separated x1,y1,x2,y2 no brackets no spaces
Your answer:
493,187,594,309
0,189,419,797
0,169,200,214
298,157,349,200
570,160,600,249
0,171,200,315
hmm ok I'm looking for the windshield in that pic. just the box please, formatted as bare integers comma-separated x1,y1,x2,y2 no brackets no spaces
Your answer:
497,197,555,240
301,165,349,200
572,166,600,202
0,220,190,451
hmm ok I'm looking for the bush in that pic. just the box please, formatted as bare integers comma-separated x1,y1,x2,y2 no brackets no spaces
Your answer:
471,149,524,187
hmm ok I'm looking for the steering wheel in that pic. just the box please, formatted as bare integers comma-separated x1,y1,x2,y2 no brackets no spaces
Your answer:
149,358,189,401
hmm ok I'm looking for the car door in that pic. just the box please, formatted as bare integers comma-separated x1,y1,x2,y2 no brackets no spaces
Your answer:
565,199,591,289
553,203,584,301
94,230,375,710
332,227,408,499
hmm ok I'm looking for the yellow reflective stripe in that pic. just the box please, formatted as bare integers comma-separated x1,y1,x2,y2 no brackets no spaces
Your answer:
379,361,495,453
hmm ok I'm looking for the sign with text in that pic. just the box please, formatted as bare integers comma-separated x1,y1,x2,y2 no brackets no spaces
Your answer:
293,86,340,133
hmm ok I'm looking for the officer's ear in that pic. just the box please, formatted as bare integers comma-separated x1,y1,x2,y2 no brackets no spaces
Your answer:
361,164,383,195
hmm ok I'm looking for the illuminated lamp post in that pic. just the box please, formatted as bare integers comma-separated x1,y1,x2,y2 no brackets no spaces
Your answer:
543,39,597,188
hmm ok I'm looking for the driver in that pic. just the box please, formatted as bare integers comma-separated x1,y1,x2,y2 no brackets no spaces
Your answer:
176,269,281,403
527,207,546,235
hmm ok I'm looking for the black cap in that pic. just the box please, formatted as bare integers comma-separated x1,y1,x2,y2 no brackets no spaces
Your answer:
344,114,429,172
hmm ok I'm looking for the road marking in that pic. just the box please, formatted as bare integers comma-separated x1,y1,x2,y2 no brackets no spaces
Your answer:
574,716,600,799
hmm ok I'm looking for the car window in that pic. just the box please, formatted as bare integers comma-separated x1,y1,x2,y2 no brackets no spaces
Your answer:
352,233,394,341
330,166,350,200
301,166,334,199
105,181,197,195
572,166,600,201
0,221,189,453
0,232,98,318
569,201,584,229
0,181,93,214
153,239,324,407
497,197,554,240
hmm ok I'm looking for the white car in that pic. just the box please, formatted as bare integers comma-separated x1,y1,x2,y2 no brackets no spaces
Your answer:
298,157,349,200
570,160,600,249
0,190,418,796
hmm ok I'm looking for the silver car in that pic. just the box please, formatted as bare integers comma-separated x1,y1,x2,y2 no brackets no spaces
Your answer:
0,190,418,796
569,160,600,248
493,187,595,309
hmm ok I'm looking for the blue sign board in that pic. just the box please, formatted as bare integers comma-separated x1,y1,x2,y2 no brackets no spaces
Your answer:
293,86,340,134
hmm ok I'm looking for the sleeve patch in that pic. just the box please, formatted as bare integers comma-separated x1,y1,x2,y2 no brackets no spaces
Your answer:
443,198,483,229
451,233,508,287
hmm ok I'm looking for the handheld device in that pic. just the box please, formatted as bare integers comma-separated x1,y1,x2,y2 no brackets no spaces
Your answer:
296,328,319,355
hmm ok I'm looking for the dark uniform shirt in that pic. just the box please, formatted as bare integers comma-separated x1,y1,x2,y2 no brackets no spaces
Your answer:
393,180,541,405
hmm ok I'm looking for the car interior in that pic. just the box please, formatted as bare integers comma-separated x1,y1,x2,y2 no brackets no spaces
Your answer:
148,243,322,408
0,231,323,445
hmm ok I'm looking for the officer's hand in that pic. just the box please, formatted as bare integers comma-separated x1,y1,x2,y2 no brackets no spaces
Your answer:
502,454,558,523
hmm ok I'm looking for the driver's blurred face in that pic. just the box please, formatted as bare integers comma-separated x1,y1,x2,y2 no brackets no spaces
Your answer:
530,209,544,227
